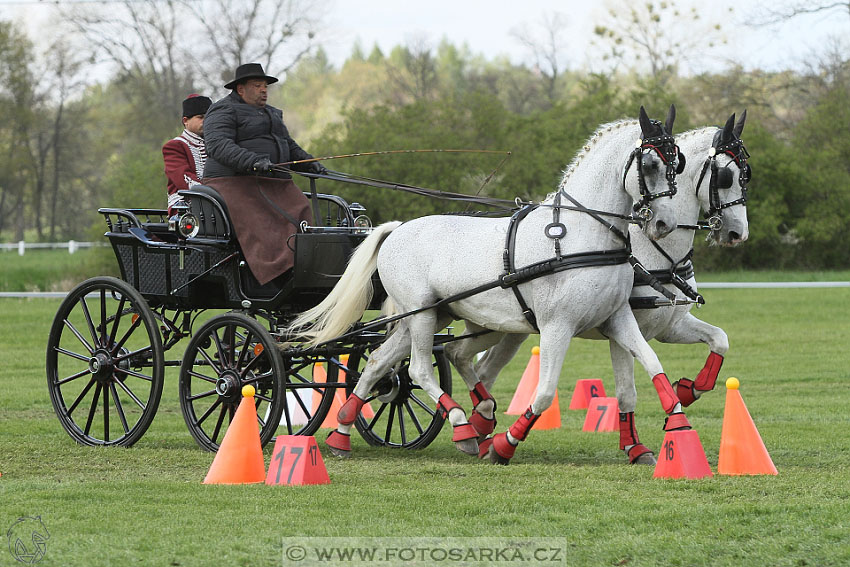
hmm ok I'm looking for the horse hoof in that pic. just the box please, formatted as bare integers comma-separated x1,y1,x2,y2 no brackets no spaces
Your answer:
455,438,479,456
326,446,351,459
632,452,657,466
487,444,511,466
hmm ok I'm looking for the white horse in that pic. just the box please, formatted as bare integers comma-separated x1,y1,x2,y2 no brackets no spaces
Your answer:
289,106,688,464
447,111,751,464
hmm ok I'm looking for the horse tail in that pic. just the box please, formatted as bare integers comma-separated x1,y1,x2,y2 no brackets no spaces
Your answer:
287,221,403,345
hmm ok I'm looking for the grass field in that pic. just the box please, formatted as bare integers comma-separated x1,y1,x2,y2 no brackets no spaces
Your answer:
1,286,849,566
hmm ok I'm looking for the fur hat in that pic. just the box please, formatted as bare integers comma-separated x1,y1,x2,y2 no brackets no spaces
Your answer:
182,94,212,118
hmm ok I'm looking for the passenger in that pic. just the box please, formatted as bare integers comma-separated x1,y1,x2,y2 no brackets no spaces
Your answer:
162,94,212,215
202,62,327,285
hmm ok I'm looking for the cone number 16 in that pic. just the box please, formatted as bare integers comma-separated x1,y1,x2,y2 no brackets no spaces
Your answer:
663,439,675,461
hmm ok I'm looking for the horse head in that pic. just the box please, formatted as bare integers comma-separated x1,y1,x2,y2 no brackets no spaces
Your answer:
696,111,750,246
624,104,684,241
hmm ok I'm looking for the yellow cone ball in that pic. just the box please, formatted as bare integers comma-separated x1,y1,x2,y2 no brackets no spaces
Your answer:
726,377,740,390
242,384,256,397
532,346,540,355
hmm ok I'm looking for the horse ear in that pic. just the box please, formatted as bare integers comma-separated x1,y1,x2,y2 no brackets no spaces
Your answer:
722,113,735,142
733,109,747,138
639,106,652,136
665,104,676,135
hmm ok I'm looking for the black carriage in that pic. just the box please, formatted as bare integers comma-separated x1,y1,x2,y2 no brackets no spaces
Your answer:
46,178,452,451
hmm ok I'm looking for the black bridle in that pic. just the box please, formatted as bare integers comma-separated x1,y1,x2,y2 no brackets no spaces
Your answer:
694,135,751,232
622,123,683,222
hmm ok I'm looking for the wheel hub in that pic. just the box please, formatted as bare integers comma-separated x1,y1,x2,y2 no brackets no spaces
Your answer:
215,371,242,402
88,351,113,382
375,367,409,404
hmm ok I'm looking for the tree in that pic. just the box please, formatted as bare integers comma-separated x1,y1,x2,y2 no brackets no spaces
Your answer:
510,11,570,104
592,0,728,86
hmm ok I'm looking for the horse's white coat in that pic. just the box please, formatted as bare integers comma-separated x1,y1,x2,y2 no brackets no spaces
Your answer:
288,111,686,456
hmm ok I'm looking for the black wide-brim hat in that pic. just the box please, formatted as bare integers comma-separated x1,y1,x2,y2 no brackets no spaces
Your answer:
224,63,279,90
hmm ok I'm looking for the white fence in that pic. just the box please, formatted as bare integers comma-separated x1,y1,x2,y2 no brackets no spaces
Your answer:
0,241,107,255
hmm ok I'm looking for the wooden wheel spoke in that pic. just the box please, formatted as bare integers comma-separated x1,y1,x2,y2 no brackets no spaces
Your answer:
84,383,103,436
196,398,222,427
56,368,91,386
109,382,130,435
67,378,96,415
113,376,146,409
404,401,425,435
79,296,100,349
113,366,153,381
63,318,95,355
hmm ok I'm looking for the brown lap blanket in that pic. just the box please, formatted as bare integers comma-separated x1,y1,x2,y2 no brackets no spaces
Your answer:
202,176,312,285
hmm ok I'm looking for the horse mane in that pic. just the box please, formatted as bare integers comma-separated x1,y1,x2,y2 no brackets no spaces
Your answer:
543,119,639,202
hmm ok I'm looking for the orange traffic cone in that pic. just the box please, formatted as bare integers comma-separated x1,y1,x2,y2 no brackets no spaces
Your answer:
506,346,540,415
203,385,266,485
568,379,606,410
718,378,777,475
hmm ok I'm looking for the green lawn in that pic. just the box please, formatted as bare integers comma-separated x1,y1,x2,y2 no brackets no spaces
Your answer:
1,288,849,566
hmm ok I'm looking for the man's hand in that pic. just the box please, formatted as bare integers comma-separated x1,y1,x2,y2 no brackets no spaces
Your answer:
252,158,272,174
308,161,328,175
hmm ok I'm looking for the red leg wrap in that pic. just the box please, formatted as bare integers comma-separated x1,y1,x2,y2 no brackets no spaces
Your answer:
673,378,698,407
469,382,497,436
325,430,351,452
619,412,640,450
652,373,680,414
491,432,517,460
663,412,691,431
469,381,495,407
694,352,724,391
627,443,654,463
508,407,540,442
436,393,463,418
337,393,367,426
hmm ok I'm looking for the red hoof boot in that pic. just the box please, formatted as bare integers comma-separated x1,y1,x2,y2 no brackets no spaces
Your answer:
673,378,698,407
478,436,494,459
452,422,478,443
325,430,351,458
337,393,367,425
663,412,691,431
491,432,516,462
469,410,496,437
627,444,656,465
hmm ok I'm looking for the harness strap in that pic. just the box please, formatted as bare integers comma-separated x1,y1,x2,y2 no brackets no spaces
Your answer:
503,205,540,330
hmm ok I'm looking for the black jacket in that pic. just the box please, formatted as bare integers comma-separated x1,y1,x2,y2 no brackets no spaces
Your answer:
203,91,312,179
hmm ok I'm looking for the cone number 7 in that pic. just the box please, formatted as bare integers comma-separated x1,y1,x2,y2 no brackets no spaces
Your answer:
594,403,608,431
272,445,319,484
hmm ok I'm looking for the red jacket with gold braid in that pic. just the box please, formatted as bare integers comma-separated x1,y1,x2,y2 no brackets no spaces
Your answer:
162,129,206,214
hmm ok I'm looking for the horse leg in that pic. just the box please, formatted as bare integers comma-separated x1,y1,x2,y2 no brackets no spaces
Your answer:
325,324,411,458
601,305,691,432
474,333,529,391
482,331,570,465
407,311,479,455
443,323,505,438
609,341,656,465
661,315,729,406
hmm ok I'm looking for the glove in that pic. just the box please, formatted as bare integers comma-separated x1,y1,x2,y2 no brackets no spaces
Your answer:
308,161,328,175
252,158,272,174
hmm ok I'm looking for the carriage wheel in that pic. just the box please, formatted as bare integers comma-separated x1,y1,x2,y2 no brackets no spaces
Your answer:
46,276,165,447
179,313,285,451
276,351,338,437
345,346,450,449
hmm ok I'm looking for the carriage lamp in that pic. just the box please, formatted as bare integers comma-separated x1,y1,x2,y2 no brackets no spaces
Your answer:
178,213,200,238
168,200,190,232
353,215,372,233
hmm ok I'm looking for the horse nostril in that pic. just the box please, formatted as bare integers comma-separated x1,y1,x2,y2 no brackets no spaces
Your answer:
728,231,741,242
655,220,670,235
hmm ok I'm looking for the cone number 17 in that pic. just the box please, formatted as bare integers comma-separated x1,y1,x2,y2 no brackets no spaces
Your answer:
272,444,319,484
